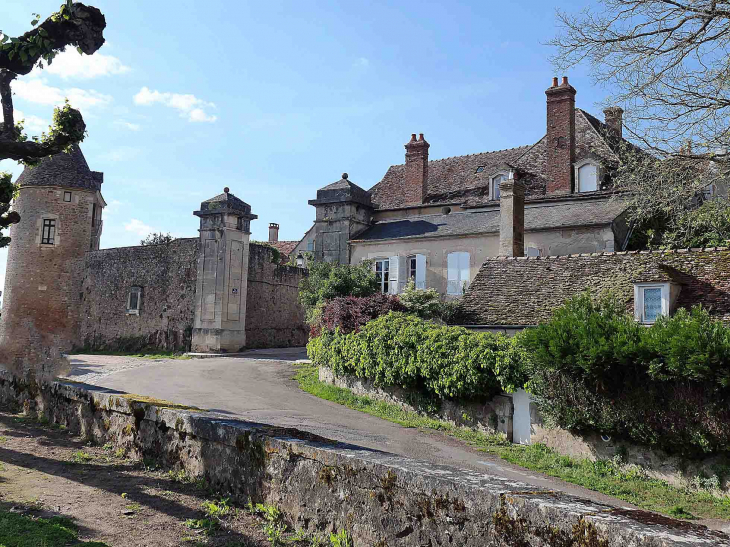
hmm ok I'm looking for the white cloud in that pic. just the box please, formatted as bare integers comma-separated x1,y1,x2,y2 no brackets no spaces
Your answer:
114,120,141,131
104,199,123,216
124,218,156,237
14,110,48,133
133,87,217,123
13,77,113,112
40,50,130,80
354,57,370,68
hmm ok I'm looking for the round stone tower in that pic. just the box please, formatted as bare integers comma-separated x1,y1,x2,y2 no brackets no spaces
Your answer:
0,146,106,372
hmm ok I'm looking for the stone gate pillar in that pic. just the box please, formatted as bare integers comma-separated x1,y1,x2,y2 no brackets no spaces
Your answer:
191,188,257,353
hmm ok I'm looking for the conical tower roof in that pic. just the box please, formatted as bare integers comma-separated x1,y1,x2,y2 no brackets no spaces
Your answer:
16,145,103,191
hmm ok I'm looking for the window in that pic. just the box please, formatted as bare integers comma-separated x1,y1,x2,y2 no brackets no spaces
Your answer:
63,191,72,202
91,203,97,227
41,219,56,245
525,247,540,257
127,286,143,315
577,163,598,192
307,239,314,252
475,166,485,174
634,284,670,324
447,252,470,295
407,254,427,289
492,174,508,200
375,259,389,293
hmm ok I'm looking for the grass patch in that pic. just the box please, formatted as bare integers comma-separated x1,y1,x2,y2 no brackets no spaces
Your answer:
70,451,94,464
294,362,730,522
0,510,109,546
117,394,204,412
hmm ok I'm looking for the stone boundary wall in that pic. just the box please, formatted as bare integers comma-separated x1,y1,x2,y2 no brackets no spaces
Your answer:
0,371,726,546
80,238,199,352
320,367,730,492
245,243,308,349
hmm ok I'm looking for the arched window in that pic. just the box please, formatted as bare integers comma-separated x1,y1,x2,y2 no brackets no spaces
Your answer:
491,173,508,200
577,163,598,192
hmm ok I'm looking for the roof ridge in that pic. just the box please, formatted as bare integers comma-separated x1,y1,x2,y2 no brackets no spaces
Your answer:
427,144,531,164
483,247,730,261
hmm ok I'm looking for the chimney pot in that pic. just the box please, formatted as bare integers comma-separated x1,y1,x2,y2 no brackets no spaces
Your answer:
418,133,424,141
561,76,569,86
410,133,417,141
224,187,230,194
552,77,559,87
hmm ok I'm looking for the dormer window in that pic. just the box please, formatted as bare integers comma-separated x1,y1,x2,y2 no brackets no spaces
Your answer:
475,166,485,174
576,160,599,192
491,173,508,200
633,283,680,324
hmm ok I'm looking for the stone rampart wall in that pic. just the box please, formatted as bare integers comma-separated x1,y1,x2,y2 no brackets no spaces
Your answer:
79,239,199,352
245,243,308,348
0,370,725,546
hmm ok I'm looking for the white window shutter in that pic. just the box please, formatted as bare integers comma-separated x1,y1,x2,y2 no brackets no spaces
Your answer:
415,254,426,289
398,255,408,293
460,252,470,293
389,256,400,294
447,253,459,295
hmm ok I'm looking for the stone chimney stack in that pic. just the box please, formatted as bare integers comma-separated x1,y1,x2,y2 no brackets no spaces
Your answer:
499,174,525,257
404,133,430,204
545,76,576,195
603,107,624,140
268,222,279,243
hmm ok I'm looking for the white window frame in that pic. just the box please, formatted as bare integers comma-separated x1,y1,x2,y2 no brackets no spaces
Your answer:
575,159,600,193
490,172,509,200
406,254,427,289
63,191,72,202
447,252,470,295
127,286,143,316
374,259,389,293
525,247,540,257
633,283,669,324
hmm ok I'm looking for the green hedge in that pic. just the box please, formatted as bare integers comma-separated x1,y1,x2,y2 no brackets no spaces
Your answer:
307,312,527,401
522,293,730,455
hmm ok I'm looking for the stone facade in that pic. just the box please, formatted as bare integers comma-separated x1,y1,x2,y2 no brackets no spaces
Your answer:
1,183,105,370
459,247,730,326
79,239,199,352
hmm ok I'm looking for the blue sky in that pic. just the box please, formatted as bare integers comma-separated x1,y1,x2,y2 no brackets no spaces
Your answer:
0,0,602,289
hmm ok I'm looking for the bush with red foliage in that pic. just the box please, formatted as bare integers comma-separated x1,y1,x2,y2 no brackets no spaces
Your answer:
316,293,405,336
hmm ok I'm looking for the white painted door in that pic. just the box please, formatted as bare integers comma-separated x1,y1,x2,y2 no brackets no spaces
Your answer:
512,389,532,445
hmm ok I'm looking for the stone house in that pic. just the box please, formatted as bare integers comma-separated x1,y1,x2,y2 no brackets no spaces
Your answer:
0,149,309,361
307,77,634,296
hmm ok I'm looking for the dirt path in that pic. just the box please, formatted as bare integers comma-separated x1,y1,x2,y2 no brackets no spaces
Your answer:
0,408,271,547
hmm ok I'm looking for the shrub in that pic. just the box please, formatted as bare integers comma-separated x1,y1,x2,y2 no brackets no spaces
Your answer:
298,261,378,323
522,292,730,455
399,280,460,323
318,293,405,335
307,312,528,400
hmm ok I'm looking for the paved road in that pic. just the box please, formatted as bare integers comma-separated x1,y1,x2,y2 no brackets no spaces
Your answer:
66,349,645,515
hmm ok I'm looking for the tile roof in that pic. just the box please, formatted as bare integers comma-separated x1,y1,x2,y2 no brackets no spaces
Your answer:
457,248,730,326
197,189,256,217
16,146,103,191
353,196,628,242
368,109,636,210
270,240,299,258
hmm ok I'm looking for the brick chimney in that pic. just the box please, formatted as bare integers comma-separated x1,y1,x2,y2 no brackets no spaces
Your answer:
404,133,430,204
268,222,279,243
546,76,576,195
499,173,525,257
603,107,623,140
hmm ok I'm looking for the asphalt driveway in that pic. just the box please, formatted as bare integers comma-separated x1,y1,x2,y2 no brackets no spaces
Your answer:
66,348,636,511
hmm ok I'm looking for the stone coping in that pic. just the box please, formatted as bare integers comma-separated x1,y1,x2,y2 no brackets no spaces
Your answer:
1,370,728,546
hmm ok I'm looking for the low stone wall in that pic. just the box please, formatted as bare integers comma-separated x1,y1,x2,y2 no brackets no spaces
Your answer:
320,367,730,492
319,366,514,440
1,371,726,546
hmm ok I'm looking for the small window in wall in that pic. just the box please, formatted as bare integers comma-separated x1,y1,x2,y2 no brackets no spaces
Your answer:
63,191,72,202
41,219,56,245
634,284,669,324
307,239,314,252
127,286,143,315
447,252,470,295
577,163,598,192
91,203,97,227
492,174,508,200
525,247,540,257
375,259,389,293
475,166,485,174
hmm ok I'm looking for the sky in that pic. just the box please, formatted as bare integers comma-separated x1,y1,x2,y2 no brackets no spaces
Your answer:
0,0,604,290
